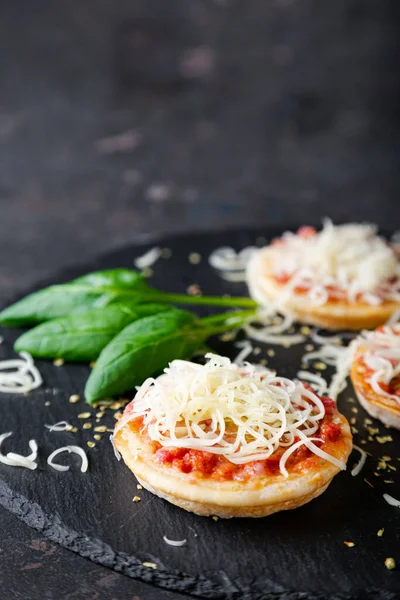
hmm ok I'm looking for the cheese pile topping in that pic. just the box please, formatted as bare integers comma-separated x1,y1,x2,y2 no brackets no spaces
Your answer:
358,324,400,402
116,353,345,477
247,220,400,306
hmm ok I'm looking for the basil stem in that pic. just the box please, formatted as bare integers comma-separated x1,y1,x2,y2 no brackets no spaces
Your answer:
0,268,256,327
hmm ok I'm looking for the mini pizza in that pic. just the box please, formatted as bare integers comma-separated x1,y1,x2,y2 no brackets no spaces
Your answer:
350,323,400,429
114,354,352,518
246,221,400,331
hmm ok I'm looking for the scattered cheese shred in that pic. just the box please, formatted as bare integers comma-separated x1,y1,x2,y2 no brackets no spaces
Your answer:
45,421,72,432
163,536,187,547
134,246,161,270
244,309,305,347
0,351,42,394
383,493,400,508
0,432,38,470
109,434,121,461
297,371,328,395
209,246,258,274
115,353,345,477
351,445,367,476
233,340,253,365
302,343,354,401
47,445,89,473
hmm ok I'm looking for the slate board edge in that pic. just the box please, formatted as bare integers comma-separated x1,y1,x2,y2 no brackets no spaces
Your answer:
0,478,394,600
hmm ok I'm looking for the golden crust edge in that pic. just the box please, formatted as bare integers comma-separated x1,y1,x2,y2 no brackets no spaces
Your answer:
114,420,352,518
134,475,331,518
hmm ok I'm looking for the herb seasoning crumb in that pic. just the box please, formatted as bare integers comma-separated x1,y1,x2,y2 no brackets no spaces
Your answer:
376,436,393,444
300,326,311,335
189,252,201,264
313,361,326,370
385,558,396,570
187,284,201,296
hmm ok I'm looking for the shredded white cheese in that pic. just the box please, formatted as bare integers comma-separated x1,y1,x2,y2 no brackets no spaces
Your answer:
310,329,346,346
115,353,346,477
134,246,162,270
383,493,400,508
302,315,400,403
109,434,121,461
209,246,258,272
233,340,253,365
351,445,367,476
244,309,305,347
45,421,72,432
247,220,400,307
0,351,43,394
209,246,258,282
47,445,89,472
297,371,328,395
0,432,38,470
163,536,187,547
302,344,355,401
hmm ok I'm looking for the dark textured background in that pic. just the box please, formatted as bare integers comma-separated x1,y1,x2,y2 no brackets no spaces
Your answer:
0,1,399,598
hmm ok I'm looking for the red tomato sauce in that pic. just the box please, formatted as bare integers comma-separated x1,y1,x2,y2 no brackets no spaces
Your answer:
356,355,400,398
130,394,344,482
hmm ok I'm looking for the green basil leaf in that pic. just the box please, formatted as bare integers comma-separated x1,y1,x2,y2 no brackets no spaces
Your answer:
0,269,153,326
14,303,170,361
85,310,203,403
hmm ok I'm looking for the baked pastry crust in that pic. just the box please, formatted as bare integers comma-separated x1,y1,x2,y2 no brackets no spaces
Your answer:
247,249,400,331
351,346,400,430
114,414,352,518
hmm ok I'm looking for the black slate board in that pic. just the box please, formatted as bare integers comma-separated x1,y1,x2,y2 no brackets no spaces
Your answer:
0,229,399,600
